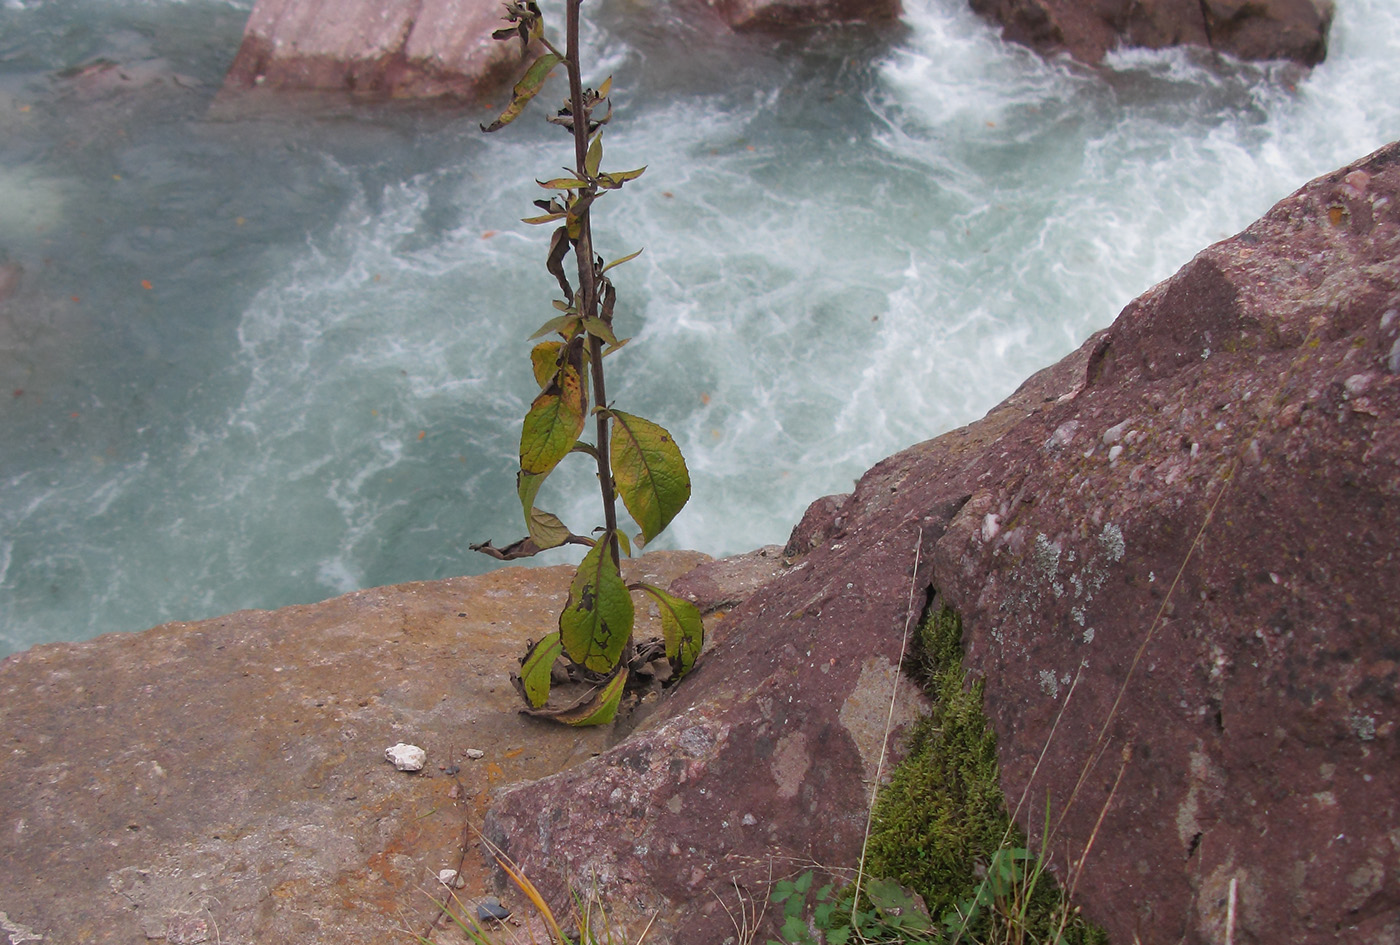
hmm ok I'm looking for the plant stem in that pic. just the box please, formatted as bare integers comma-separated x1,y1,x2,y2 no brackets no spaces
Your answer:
564,0,621,566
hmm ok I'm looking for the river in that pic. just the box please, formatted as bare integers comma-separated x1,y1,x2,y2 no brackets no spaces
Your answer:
1,0,1397,655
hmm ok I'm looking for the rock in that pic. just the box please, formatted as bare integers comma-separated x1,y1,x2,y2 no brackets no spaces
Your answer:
0,550,743,944
483,141,1400,944
706,0,901,30
485,550,936,940
222,0,531,101
937,140,1400,945
385,743,427,771
475,896,511,922
969,0,1333,66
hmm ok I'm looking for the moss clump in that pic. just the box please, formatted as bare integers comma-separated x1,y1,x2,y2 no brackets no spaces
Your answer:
864,604,1108,944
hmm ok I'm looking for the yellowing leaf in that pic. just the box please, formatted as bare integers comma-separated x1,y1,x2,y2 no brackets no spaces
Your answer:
519,364,586,475
585,132,603,179
529,314,579,340
600,248,644,275
481,53,560,133
526,507,571,551
530,340,564,387
597,166,646,190
559,537,633,673
521,668,629,726
562,668,627,726
609,410,690,545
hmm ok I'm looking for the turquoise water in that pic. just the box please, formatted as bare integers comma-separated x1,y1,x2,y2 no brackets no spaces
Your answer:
1,0,1398,655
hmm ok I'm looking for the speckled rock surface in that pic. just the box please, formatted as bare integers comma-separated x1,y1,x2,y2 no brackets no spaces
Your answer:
706,0,901,31
938,140,1400,945
485,141,1400,945
222,0,529,101
0,551,720,944
970,0,1333,66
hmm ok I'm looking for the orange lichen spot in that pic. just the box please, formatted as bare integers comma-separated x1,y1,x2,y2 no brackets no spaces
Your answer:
1327,205,1347,227
417,430,426,440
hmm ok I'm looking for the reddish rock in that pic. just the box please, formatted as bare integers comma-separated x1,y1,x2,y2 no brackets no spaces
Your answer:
223,0,530,101
0,551,727,944
485,141,1400,944
970,0,1333,66
940,141,1400,945
707,0,901,30
485,548,936,943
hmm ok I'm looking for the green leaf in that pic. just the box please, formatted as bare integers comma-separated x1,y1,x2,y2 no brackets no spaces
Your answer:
530,341,564,388
615,530,632,558
529,314,579,340
608,410,691,545
581,316,622,348
538,176,589,190
597,75,613,98
515,632,562,708
597,165,646,190
865,878,933,932
560,668,627,726
635,583,704,678
600,247,643,275
522,212,567,225
525,507,570,551
517,468,545,516
585,132,603,178
481,53,561,133
559,538,634,673
516,470,569,549
519,364,586,475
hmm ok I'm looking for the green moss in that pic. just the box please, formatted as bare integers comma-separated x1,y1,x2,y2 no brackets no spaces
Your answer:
864,604,1109,944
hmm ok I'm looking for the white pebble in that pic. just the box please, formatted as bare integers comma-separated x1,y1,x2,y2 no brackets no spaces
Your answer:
385,743,427,771
464,748,485,760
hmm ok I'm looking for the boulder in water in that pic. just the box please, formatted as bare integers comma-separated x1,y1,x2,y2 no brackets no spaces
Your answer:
222,0,532,101
969,0,1334,66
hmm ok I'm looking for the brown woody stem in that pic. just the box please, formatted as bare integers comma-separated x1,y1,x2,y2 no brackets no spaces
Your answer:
565,0,621,566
